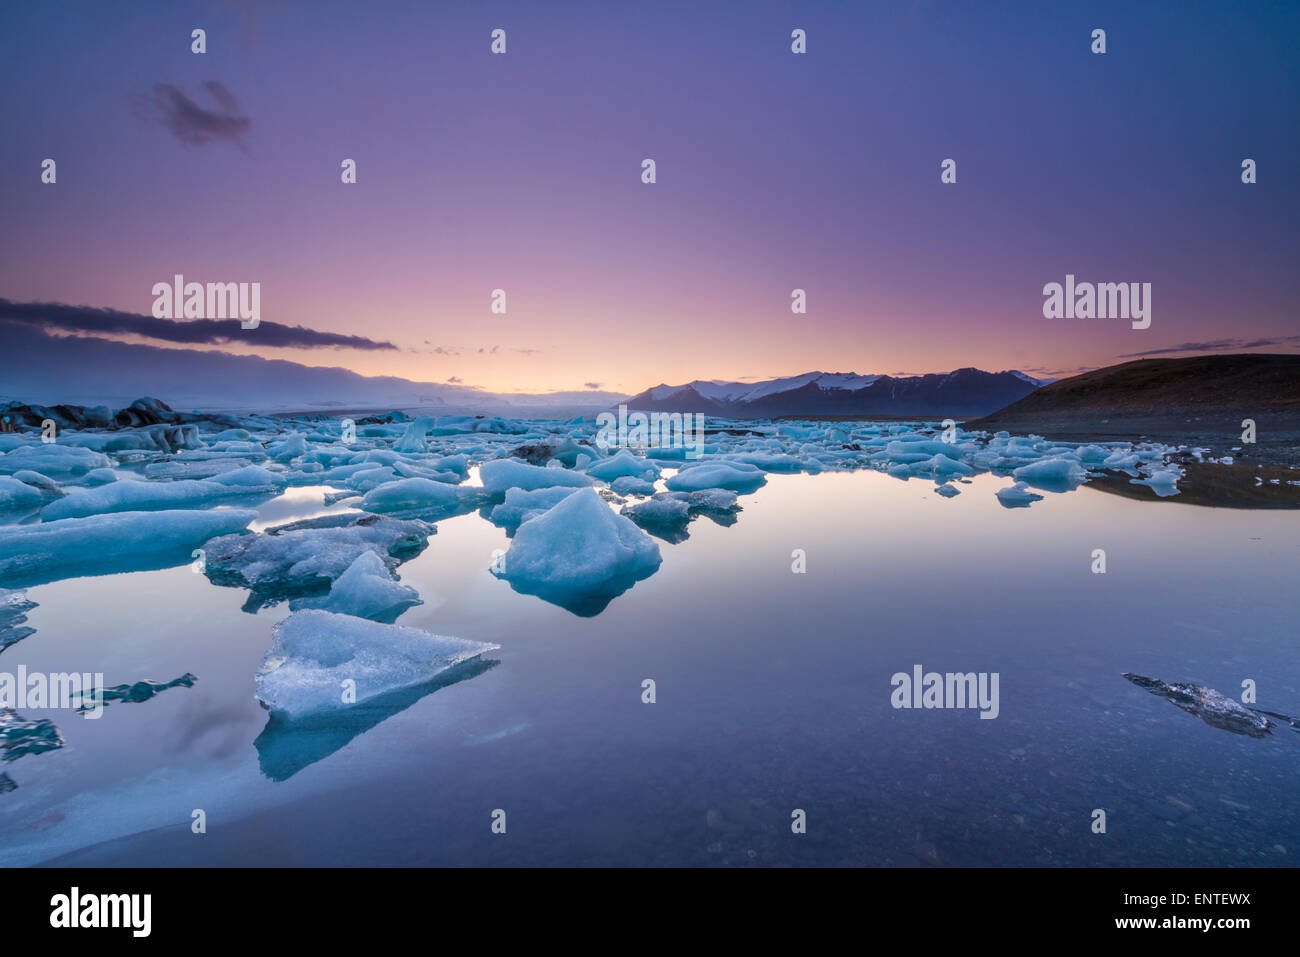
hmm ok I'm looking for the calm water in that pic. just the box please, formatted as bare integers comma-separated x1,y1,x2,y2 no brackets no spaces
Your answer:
3,470,1298,867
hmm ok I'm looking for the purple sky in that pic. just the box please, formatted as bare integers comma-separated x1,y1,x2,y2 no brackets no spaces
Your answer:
1,0,1296,394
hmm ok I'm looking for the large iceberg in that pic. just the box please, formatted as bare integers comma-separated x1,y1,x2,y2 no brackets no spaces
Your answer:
494,488,661,615
256,610,499,719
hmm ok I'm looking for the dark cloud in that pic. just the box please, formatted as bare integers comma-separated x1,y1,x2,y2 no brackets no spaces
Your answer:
1116,336,1300,359
447,376,463,383
583,381,602,390
0,299,397,351
132,81,250,148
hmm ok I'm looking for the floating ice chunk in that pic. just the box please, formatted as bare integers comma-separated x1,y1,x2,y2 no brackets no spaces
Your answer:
487,486,582,533
61,424,201,453
995,482,1043,508
478,458,594,496
290,551,422,622
0,708,64,764
0,508,257,586
207,464,286,490
1012,457,1087,489
726,452,806,472
495,488,661,614
1130,464,1184,497
392,415,437,452
582,449,659,482
923,454,975,477
202,512,432,606
622,494,689,524
143,458,255,480
267,433,309,462
359,477,482,520
10,471,62,495
935,483,961,498
665,461,766,494
686,488,739,511
0,477,48,514
256,609,498,718
82,468,121,486
1075,444,1113,464
0,445,111,476
609,475,656,496
41,476,278,520
0,588,37,652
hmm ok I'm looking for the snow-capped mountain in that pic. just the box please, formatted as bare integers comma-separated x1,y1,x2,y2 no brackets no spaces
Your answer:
627,369,1052,418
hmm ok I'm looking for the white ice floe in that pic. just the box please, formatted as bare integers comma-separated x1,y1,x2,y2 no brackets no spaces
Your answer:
256,609,498,718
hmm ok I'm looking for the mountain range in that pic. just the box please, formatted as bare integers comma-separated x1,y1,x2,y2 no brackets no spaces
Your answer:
623,369,1052,418
1,322,1049,417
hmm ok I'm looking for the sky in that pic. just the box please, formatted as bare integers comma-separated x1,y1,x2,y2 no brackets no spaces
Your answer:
1,0,1297,396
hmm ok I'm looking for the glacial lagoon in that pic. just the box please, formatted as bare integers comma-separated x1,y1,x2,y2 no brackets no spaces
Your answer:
1,416,1298,867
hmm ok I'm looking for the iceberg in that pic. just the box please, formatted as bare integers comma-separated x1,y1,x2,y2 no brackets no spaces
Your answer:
0,445,111,476
487,486,583,534
0,508,258,587
478,458,594,496
494,487,661,615
665,461,766,494
41,478,275,520
995,482,1043,508
609,475,656,496
1012,457,1087,490
358,477,483,520
256,609,499,719
582,449,659,482
0,708,64,765
290,550,422,622
201,512,432,609
0,476,48,514
1122,673,1295,737
0,588,37,653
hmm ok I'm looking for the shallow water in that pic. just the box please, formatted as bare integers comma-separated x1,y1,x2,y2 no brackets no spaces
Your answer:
2,469,1298,867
